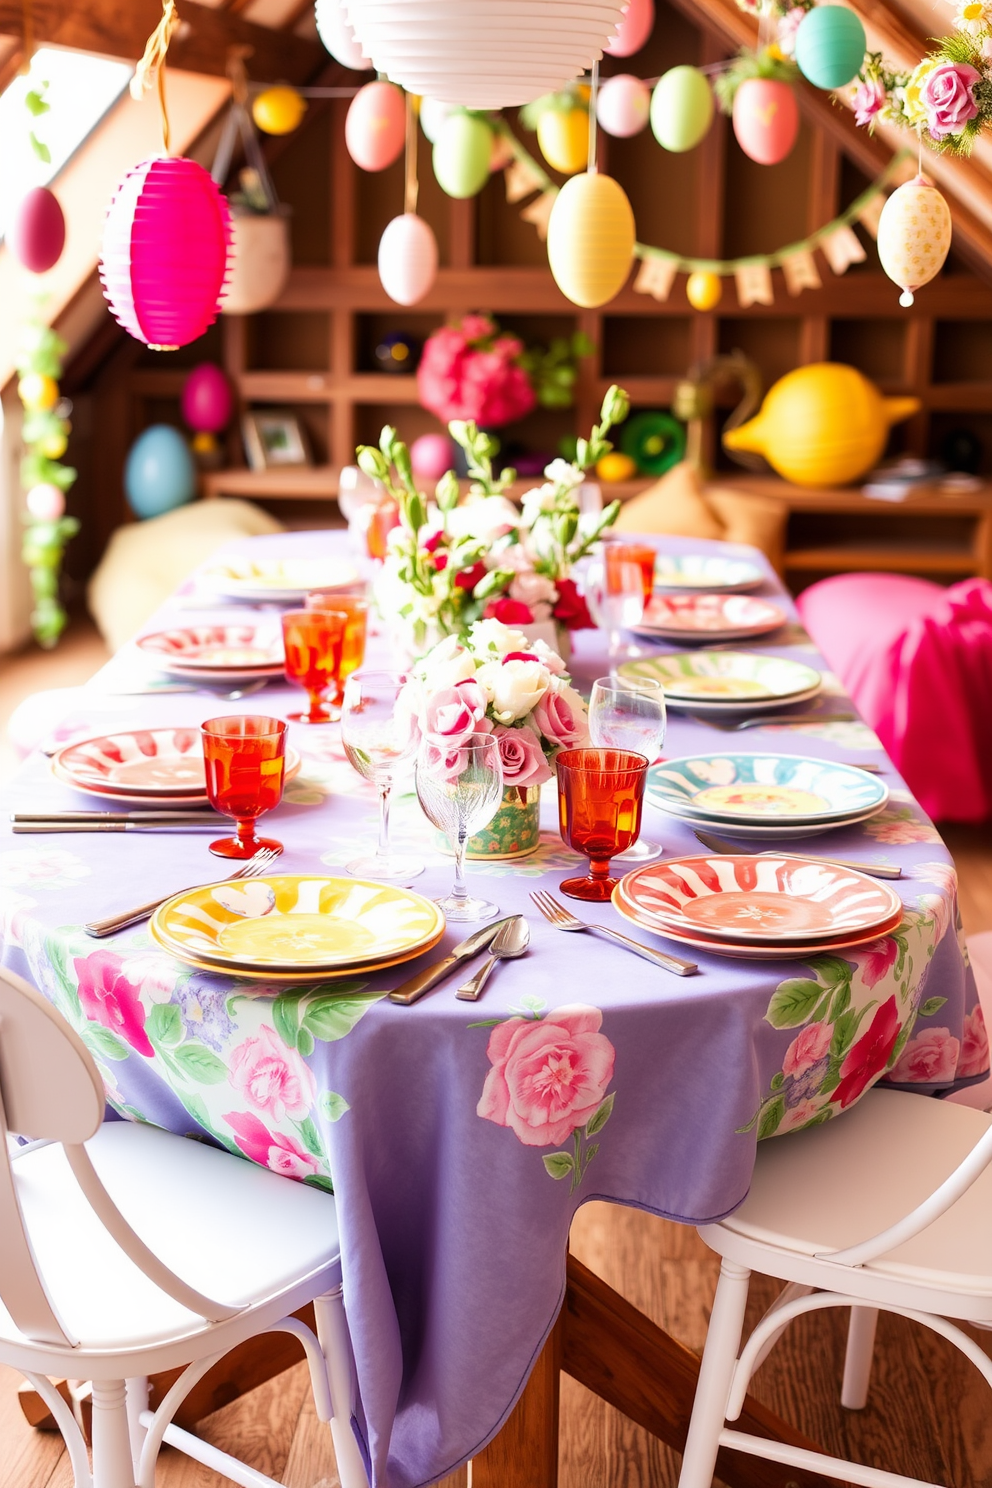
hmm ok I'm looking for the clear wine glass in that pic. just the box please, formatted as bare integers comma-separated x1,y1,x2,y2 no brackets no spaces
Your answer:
340,669,424,882
585,556,645,664
415,732,503,922
589,675,666,863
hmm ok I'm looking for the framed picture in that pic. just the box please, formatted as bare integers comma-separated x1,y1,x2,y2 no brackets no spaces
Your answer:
242,411,311,470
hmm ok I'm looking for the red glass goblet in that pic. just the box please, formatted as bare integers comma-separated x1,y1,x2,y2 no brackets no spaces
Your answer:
282,608,347,723
201,715,287,859
555,747,648,901
306,592,369,705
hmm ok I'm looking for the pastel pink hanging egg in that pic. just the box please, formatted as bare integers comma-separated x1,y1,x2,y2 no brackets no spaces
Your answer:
732,78,799,165
26,483,65,521
606,0,654,57
181,363,233,434
411,433,455,480
378,214,438,305
345,81,406,171
9,187,66,274
596,74,650,137
99,157,231,350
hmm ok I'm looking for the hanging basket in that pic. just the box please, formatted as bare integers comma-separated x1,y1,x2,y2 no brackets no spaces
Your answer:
222,208,292,315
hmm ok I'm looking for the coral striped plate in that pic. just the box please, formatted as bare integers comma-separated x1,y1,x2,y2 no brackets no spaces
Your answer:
53,730,300,801
632,593,786,642
137,624,284,676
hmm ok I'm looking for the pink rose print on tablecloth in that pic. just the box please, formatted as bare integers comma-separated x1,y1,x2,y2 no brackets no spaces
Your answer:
887,1026,961,1085
861,936,900,989
228,1024,317,1122
223,1110,320,1180
958,1006,990,1079
832,996,901,1110
477,1002,616,1191
782,1020,832,1078
73,949,153,1057
865,808,940,846
778,1097,823,1134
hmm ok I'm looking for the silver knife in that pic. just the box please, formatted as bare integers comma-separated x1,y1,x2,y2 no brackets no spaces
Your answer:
692,827,902,879
388,918,516,1005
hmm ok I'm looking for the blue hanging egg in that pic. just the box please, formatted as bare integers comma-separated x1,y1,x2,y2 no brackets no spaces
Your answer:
124,425,197,519
794,6,867,90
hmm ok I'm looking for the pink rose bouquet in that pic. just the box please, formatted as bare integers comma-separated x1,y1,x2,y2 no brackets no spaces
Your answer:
418,315,536,428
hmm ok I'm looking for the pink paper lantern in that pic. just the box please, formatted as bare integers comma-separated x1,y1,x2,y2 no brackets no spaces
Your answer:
181,362,234,433
99,157,231,350
606,0,654,57
9,187,66,274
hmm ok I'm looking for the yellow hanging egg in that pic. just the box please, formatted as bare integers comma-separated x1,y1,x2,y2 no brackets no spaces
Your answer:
39,429,69,459
876,174,952,308
18,373,59,412
537,106,589,174
547,172,635,308
722,363,920,487
596,451,638,482
686,271,722,311
252,86,308,136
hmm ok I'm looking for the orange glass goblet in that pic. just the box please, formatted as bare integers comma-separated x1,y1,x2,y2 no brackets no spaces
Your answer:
306,592,369,703
201,715,287,859
555,747,648,901
281,608,347,723
606,542,656,604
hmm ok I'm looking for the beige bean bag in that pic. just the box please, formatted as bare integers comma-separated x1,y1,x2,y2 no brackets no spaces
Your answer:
87,499,284,651
613,462,786,573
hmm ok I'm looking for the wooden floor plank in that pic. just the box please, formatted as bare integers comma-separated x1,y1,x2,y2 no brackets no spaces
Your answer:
0,1367,67,1488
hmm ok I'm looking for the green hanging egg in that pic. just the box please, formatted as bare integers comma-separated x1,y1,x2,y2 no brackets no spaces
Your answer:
794,6,866,90
650,66,714,153
433,113,493,199
620,410,687,475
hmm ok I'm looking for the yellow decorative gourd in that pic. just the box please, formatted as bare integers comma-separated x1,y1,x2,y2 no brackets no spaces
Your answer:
722,363,920,487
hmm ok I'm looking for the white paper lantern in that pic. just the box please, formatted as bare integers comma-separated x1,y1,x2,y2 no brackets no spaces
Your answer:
315,0,373,70
378,213,438,305
342,0,627,108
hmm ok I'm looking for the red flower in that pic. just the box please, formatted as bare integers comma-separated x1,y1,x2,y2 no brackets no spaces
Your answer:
553,577,592,630
860,936,899,989
832,996,901,1110
422,530,444,553
484,597,534,624
433,552,448,571
455,562,487,591
73,949,153,1057
503,651,540,664
222,1110,319,1180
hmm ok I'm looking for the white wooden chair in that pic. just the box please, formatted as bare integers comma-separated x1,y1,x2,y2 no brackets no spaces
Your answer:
0,964,369,1488
677,1086,992,1488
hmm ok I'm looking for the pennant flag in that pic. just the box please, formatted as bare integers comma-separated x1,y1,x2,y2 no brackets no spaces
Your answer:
820,224,867,275
781,248,822,296
735,263,774,307
856,194,885,239
490,135,516,173
633,256,678,302
505,157,545,203
519,189,556,241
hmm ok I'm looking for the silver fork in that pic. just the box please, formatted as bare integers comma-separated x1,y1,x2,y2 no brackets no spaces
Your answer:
529,890,698,976
688,711,857,732
84,847,280,938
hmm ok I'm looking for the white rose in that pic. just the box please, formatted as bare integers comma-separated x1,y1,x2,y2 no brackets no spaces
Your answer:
528,637,568,676
509,571,559,611
468,617,530,658
543,458,584,491
476,658,552,724
520,486,557,527
416,633,476,692
445,496,520,543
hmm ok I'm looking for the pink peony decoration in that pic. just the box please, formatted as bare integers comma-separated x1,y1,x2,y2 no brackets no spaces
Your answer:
493,724,553,788
74,949,153,1057
887,1026,961,1084
922,62,981,140
223,1110,320,1179
860,935,900,989
958,1005,990,1079
417,315,536,427
852,76,887,127
783,1020,832,1078
228,1024,317,1122
478,1004,615,1147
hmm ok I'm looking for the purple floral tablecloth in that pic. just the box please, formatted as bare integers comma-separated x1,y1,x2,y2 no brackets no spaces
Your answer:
0,530,984,1488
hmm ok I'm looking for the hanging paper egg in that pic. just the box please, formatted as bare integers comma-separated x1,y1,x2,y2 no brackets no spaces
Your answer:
181,364,233,434
345,81,406,172
537,105,589,175
25,483,66,521
8,187,66,274
252,86,307,136
686,270,722,311
732,78,799,165
876,175,952,307
411,433,456,480
606,0,655,57
378,214,439,305
100,157,230,350
420,97,456,144
547,172,635,308
124,425,197,519
314,0,372,70
794,6,866,90
650,67,714,152
596,74,650,137
433,113,493,198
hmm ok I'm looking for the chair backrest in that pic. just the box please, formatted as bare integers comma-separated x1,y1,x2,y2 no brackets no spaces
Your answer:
0,967,239,1347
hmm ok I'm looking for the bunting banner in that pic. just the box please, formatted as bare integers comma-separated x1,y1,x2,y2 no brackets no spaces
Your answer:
820,224,868,275
781,249,822,296
734,263,774,307
504,155,547,204
519,189,556,240
633,257,677,302
856,194,885,240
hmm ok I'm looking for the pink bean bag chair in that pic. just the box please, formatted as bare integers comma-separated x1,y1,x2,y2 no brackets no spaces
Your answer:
796,573,992,822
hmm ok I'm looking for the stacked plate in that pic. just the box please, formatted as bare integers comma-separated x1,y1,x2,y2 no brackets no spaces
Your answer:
632,592,786,644
619,652,822,716
613,854,904,960
202,556,360,603
137,624,285,684
652,554,765,593
646,753,888,840
52,728,300,807
151,874,445,982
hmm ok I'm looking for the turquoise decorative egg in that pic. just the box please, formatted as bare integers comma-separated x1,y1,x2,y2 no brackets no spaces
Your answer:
794,6,867,90
432,113,492,198
650,66,714,153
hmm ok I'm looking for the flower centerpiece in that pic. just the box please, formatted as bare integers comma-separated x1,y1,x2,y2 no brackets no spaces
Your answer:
406,615,591,858
417,312,594,425
356,384,630,658
852,31,992,155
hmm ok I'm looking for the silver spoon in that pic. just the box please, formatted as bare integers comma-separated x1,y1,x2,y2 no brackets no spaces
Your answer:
456,915,530,1001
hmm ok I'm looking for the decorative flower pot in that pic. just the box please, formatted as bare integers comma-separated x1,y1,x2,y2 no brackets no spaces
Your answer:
436,784,542,860
222,209,291,315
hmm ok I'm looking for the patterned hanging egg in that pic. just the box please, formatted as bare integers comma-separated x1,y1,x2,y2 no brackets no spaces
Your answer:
876,175,952,307
433,112,492,197
732,78,799,165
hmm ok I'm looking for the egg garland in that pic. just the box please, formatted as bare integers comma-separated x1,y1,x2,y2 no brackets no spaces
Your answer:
8,187,66,274
650,67,714,152
526,91,591,176
732,77,799,165
876,175,953,307
606,0,655,57
433,112,493,198
686,270,723,310
345,80,406,171
794,6,867,90
547,171,636,308
314,0,372,70
378,213,439,305
252,86,307,136
597,74,651,138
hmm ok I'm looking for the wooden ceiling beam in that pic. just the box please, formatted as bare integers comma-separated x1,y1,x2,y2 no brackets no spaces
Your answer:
0,0,325,82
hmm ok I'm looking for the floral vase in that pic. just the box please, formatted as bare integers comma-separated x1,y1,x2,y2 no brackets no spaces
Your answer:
436,784,542,860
